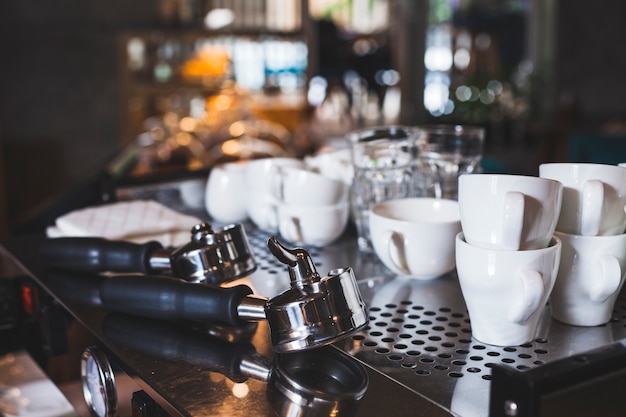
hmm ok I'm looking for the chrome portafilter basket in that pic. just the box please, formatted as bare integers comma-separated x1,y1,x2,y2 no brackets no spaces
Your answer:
102,313,369,417
41,235,368,354
39,222,257,285
263,237,369,352
97,237,368,353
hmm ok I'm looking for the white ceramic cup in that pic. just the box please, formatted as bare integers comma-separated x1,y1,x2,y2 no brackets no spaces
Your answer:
205,161,249,224
276,202,350,247
455,233,562,346
550,230,626,326
458,174,563,251
369,198,462,280
245,157,307,232
304,148,354,185
271,167,348,206
539,163,626,236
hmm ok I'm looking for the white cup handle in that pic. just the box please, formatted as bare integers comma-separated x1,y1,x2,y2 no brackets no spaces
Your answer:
259,203,279,233
280,216,303,243
270,168,286,202
507,269,544,324
588,255,622,303
384,231,410,274
501,191,525,251
581,179,603,236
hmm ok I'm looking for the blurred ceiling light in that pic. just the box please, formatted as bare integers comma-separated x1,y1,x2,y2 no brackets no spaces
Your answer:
353,38,378,56
127,38,145,70
456,30,472,49
487,79,503,95
375,69,400,86
179,116,197,132
475,32,491,50
479,89,495,104
229,121,246,137
204,8,235,29
425,45,453,72
307,76,327,106
455,85,472,102
454,48,471,70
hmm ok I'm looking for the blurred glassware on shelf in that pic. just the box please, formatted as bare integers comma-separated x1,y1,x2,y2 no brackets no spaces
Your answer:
414,124,485,200
347,125,420,252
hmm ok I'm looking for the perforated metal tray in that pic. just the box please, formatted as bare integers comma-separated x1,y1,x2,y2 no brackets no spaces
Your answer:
116,186,626,417
242,225,626,417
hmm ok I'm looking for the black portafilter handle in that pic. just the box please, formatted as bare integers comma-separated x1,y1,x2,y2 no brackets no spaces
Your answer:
39,237,163,274
102,313,260,383
99,275,261,327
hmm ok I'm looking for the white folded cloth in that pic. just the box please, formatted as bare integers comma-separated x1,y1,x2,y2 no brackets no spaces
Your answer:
46,200,203,247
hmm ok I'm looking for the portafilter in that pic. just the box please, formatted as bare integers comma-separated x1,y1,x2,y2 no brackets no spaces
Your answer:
103,313,369,417
96,237,369,353
39,222,256,285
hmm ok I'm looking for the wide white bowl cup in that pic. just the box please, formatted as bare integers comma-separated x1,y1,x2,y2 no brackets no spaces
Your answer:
551,230,626,326
455,233,561,346
245,157,307,232
270,167,348,206
205,161,249,224
458,174,563,251
369,198,462,280
276,202,350,247
539,163,626,236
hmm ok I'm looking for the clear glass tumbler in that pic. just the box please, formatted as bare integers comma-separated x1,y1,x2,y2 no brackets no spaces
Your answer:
347,125,420,252
414,125,485,200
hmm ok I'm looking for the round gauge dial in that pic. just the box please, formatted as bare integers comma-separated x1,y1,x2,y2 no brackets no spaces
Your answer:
80,346,117,417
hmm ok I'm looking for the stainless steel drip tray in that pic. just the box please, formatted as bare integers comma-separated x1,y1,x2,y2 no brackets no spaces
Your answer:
243,225,626,417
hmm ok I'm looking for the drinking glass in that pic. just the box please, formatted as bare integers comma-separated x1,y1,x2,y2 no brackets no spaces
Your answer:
414,125,485,200
347,125,420,252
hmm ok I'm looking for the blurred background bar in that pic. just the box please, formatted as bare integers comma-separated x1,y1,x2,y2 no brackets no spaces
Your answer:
1,0,626,237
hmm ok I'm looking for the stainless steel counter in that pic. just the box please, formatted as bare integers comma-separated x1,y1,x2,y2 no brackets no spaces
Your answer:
4,220,626,417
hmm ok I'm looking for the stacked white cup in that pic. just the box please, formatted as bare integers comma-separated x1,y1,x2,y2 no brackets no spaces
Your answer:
539,163,626,327
455,173,564,346
206,156,351,247
270,166,350,246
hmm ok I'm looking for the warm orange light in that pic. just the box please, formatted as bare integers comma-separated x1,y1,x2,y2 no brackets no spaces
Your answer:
221,139,241,156
180,46,230,80
179,116,197,132
228,121,246,137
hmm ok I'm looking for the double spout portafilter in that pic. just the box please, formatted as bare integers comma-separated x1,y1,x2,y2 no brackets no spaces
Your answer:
41,231,369,353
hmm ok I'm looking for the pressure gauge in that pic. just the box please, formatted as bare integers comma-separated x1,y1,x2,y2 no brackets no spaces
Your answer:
80,345,117,417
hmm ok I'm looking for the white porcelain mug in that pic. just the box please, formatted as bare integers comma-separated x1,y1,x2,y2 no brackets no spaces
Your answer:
270,167,348,206
205,161,249,224
245,157,306,232
550,230,626,326
458,174,563,251
455,233,562,346
276,202,350,247
369,198,462,280
539,163,626,236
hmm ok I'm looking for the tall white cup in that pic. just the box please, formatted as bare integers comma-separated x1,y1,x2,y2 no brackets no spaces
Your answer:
551,230,626,326
539,163,626,236
456,233,561,346
458,174,563,251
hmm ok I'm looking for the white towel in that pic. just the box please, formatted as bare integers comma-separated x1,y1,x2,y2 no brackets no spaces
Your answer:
47,200,203,247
